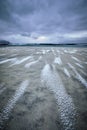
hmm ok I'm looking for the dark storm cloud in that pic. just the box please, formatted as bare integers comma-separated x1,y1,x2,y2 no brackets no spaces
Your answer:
0,0,87,43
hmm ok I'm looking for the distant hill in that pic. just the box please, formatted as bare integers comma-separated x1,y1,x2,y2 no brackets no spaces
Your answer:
0,40,11,46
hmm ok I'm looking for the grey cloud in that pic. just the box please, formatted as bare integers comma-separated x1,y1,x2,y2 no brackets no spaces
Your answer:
0,0,87,43
20,32,30,37
0,0,11,21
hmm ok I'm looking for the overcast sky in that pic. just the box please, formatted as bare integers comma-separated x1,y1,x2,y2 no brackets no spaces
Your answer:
0,0,87,43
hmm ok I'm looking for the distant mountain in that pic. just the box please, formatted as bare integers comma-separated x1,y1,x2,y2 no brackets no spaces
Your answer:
0,40,11,46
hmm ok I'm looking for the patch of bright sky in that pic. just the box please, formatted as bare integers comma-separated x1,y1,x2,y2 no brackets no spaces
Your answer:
0,30,87,43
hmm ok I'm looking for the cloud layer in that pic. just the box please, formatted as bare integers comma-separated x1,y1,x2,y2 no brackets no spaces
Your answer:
0,0,87,43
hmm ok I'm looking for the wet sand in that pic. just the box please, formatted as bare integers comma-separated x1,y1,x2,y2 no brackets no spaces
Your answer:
0,47,87,130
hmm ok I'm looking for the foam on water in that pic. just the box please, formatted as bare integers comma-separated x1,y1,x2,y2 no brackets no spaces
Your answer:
46,50,50,53
57,50,60,53
25,56,41,68
68,63,87,88
0,58,17,65
51,48,56,55
0,80,29,129
10,56,32,66
72,56,81,62
36,52,41,54
41,64,76,130
75,63,84,69
54,57,62,65
42,50,46,54
69,50,77,54
63,68,71,78
64,50,68,53
17,56,32,64
25,61,38,68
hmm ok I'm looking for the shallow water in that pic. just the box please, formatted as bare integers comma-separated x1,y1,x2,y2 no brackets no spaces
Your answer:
0,47,87,130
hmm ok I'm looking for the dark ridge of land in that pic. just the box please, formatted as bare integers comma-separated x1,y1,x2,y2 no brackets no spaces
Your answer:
0,40,11,46
0,40,87,47
0,44,87,47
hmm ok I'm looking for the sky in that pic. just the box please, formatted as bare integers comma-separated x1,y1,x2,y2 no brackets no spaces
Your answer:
0,0,87,44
